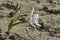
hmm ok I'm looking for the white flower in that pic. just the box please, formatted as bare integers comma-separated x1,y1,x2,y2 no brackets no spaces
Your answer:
29,7,41,28
33,14,41,27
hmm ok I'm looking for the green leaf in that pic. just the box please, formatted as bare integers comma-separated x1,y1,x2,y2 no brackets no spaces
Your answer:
38,16,43,21
5,36,9,40
8,13,20,31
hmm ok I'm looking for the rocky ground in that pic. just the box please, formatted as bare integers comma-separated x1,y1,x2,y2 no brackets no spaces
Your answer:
0,0,60,40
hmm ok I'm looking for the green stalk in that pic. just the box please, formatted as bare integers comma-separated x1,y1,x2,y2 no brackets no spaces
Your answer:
5,13,20,40
5,35,9,40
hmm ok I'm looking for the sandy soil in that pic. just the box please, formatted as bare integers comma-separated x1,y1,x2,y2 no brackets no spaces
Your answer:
0,0,60,40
